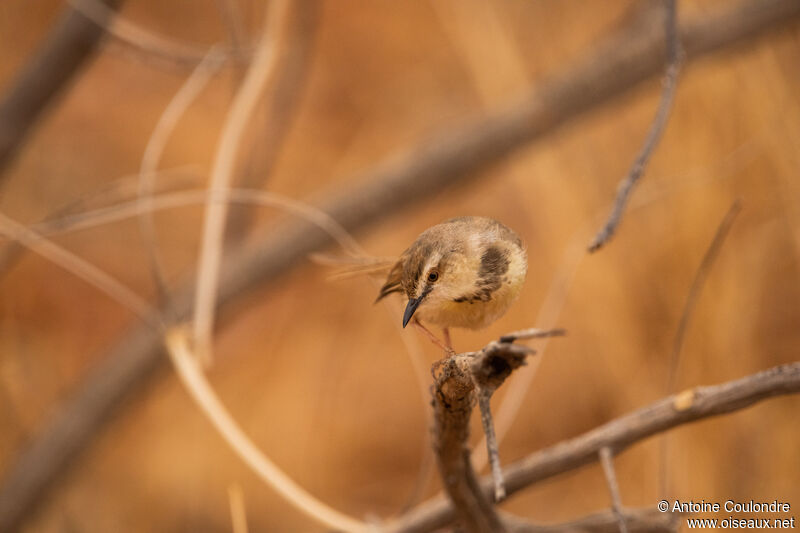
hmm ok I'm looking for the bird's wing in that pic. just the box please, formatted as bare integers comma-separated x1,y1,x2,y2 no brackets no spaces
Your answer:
375,257,405,302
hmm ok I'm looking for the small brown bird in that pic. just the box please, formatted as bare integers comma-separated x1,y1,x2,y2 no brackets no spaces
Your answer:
376,216,527,348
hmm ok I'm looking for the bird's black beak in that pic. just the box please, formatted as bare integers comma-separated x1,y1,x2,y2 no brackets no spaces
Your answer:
402,297,422,328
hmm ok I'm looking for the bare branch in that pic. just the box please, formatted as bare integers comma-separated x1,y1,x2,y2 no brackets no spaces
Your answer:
2,0,798,529
599,447,628,533
0,0,124,177
384,362,800,533
432,339,536,532
588,0,682,252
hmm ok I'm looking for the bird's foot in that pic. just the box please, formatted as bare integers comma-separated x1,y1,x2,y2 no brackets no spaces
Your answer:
412,320,454,355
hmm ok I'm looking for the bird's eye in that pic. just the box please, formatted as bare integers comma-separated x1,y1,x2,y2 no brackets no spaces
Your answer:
427,271,439,282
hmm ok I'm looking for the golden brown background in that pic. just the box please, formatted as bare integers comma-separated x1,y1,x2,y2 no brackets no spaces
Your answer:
1,0,799,531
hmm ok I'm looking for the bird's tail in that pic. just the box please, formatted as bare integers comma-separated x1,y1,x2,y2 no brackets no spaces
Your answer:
309,253,397,281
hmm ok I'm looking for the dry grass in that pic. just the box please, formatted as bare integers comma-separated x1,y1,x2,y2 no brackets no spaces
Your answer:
0,1,799,532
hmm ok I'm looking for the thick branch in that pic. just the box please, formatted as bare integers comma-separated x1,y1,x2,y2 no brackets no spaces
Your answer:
432,341,533,533
433,341,533,533
385,362,800,533
2,0,798,529
0,0,123,177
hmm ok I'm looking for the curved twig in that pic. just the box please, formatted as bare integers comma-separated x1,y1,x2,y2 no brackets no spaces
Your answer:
166,329,369,533
138,49,225,302
659,200,742,495
193,0,290,364
66,0,239,67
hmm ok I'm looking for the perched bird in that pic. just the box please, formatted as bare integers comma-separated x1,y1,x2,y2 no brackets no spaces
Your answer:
376,216,527,349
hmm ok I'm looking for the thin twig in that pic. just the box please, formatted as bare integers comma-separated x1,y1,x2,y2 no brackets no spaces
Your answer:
665,200,742,394
0,166,201,278
0,0,124,177
473,331,564,503
477,389,506,502
66,0,241,67
138,49,225,304
165,328,369,533
2,1,798,528
215,0,247,52
599,447,628,533
384,362,800,533
588,0,682,252
659,199,742,496
28,187,362,254
0,211,158,328
225,0,320,238
502,507,679,533
193,0,290,365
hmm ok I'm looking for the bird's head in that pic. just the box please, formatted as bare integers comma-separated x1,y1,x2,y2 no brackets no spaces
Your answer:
399,233,475,327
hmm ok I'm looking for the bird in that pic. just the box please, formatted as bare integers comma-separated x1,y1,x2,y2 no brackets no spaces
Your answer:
376,216,527,351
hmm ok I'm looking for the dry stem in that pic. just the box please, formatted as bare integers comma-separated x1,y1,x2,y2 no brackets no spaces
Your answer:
193,0,290,365
138,48,225,302
660,199,742,495
0,211,156,327
165,328,369,533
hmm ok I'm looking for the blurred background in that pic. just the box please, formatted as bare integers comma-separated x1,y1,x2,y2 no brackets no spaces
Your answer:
0,0,799,531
